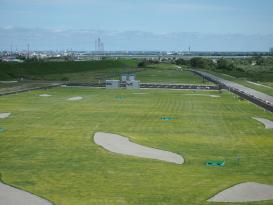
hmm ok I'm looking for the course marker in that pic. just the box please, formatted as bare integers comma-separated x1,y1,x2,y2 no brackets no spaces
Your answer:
161,117,175,121
115,96,125,100
206,160,225,167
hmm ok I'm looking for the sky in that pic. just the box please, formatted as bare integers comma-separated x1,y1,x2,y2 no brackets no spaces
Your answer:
1,0,273,51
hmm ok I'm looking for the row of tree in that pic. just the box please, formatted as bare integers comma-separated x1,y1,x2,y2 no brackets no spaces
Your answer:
175,56,273,71
175,57,243,71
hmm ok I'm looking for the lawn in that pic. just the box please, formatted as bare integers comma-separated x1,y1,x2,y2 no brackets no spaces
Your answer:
0,87,273,205
137,63,212,84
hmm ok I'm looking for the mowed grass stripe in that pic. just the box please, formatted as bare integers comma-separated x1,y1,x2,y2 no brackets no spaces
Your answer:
0,87,272,205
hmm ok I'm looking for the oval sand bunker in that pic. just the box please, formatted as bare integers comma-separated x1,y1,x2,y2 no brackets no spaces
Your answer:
68,96,83,101
94,132,184,164
208,182,273,203
0,113,10,119
252,117,273,129
185,94,220,98
0,182,52,205
39,94,51,97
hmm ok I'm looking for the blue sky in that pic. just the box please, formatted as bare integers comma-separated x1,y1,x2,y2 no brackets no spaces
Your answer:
1,0,273,51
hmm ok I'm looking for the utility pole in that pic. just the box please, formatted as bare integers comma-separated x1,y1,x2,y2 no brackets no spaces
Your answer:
27,43,30,59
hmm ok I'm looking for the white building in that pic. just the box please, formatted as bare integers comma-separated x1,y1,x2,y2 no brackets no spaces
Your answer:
106,80,120,89
128,74,136,81
121,74,128,82
126,80,140,89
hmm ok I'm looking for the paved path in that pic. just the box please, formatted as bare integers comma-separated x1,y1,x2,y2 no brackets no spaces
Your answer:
193,70,273,106
65,82,219,90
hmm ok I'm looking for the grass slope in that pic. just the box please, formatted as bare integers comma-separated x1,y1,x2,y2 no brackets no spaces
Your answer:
0,87,272,205
0,59,138,81
207,70,273,96
137,63,212,84
0,61,211,85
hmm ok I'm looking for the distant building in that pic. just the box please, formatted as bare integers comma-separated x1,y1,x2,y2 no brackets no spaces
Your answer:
126,80,140,89
121,73,136,82
106,80,120,89
270,48,273,53
121,74,128,82
1,56,24,63
128,74,136,81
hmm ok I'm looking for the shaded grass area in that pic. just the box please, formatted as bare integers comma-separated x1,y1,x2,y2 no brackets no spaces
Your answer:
0,59,138,82
235,64,273,83
0,87,273,205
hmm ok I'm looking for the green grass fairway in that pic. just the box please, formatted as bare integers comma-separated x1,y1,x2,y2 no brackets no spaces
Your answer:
0,87,273,205
137,63,212,84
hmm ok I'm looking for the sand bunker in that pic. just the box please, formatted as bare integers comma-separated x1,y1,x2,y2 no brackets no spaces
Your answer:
39,94,51,97
0,182,52,205
0,81,18,83
185,94,220,98
94,132,184,164
208,182,273,203
0,113,10,119
68,96,83,101
252,117,273,129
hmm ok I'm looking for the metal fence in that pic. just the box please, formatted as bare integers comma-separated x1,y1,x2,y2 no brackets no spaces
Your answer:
191,70,273,113
0,84,62,96
65,82,219,90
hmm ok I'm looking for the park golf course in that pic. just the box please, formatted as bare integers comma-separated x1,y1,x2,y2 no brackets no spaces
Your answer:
0,59,273,205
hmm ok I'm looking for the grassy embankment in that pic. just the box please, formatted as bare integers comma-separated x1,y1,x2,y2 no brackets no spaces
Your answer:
206,61,273,96
0,60,212,84
207,70,273,96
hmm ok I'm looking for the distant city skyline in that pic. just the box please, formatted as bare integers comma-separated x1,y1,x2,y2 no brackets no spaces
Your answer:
1,0,273,51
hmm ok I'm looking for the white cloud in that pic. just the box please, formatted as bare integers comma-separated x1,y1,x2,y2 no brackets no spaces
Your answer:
0,27,272,51
157,2,237,12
